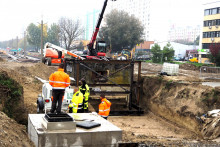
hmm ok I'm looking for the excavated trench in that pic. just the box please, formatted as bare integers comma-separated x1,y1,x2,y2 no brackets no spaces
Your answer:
0,60,219,145
140,75,220,139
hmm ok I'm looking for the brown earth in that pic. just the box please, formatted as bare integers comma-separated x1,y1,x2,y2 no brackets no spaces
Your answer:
0,58,219,146
0,111,34,147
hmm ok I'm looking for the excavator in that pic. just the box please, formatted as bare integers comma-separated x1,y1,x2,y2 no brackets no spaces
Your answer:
43,0,116,65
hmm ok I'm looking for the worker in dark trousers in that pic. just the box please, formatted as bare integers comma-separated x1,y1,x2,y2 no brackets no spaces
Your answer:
79,78,90,113
49,64,70,114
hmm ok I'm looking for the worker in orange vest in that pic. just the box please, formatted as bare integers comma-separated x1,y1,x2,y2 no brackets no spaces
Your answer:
98,93,111,120
49,64,70,114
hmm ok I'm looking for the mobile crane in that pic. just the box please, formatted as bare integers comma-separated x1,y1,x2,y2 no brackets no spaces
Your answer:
43,43,85,65
43,0,116,64
85,0,117,60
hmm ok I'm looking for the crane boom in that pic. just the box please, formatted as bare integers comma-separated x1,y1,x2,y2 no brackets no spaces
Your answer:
44,42,85,60
87,0,116,56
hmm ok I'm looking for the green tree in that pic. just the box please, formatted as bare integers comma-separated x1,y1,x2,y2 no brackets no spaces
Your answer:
47,23,60,46
99,10,144,52
151,43,161,63
26,23,41,51
209,43,220,66
162,42,174,62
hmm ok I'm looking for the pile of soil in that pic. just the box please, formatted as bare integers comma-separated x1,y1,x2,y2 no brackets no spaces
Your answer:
180,63,200,71
0,111,34,147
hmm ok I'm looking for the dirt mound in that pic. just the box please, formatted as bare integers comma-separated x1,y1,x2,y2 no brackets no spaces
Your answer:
14,63,57,80
0,111,34,147
180,63,200,71
27,63,57,80
0,63,57,122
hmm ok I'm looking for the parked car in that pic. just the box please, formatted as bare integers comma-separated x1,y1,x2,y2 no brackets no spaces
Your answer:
174,57,185,61
189,57,198,63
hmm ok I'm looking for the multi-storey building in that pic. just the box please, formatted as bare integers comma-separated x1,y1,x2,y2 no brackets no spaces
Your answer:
169,25,200,42
84,10,100,41
199,1,220,63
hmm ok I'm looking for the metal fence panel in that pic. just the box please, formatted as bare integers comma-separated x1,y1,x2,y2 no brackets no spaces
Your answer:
200,66,220,79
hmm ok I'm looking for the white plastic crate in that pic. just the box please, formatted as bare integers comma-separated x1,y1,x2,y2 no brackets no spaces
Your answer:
162,62,179,76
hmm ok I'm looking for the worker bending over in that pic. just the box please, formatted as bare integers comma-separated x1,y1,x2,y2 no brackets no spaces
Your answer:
69,88,84,113
49,64,70,114
98,93,111,120
79,78,90,113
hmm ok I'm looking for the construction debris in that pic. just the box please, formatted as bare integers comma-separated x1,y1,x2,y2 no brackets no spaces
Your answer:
201,110,220,139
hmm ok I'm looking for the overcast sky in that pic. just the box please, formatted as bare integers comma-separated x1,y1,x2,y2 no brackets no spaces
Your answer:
0,0,208,41
0,0,104,41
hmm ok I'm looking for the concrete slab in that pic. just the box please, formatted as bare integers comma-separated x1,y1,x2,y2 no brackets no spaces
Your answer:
28,113,122,147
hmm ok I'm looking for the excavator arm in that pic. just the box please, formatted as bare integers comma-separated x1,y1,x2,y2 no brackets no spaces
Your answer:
44,42,85,60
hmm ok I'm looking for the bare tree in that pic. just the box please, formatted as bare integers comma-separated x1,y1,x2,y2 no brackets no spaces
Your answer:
58,17,84,50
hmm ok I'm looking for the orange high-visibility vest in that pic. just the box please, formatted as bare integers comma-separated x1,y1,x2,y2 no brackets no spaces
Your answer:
49,68,70,90
99,98,111,117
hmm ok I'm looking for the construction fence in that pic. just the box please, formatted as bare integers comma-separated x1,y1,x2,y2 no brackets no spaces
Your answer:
200,66,220,79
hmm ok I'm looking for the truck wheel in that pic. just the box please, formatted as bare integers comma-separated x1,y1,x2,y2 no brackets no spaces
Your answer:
37,97,44,114
37,103,44,113
46,58,52,66
42,57,46,64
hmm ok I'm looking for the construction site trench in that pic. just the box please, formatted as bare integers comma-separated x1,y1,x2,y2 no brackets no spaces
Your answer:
0,56,219,146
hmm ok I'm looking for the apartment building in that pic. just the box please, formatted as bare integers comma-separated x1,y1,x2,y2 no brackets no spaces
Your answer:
199,1,220,63
169,25,200,42
84,10,100,40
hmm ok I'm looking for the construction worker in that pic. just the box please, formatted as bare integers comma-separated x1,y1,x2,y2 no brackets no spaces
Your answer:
68,88,84,113
49,64,70,114
79,78,90,113
98,93,111,120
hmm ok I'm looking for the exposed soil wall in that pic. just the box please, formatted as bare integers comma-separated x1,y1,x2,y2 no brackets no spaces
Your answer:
0,71,27,125
140,75,220,138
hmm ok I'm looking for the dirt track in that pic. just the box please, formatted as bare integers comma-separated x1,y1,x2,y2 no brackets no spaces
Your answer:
0,57,219,146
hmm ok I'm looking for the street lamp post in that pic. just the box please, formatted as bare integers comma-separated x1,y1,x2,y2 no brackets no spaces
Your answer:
40,20,43,62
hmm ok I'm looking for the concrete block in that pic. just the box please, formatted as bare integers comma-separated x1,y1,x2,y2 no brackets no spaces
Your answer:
28,113,122,147
91,132,107,145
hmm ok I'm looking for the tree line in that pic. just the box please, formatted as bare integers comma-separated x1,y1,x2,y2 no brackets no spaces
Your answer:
0,10,145,53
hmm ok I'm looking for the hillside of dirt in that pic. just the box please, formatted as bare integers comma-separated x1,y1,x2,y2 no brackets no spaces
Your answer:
0,111,34,147
0,58,219,146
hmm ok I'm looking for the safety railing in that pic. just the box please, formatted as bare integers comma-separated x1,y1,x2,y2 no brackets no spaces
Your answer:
200,66,220,79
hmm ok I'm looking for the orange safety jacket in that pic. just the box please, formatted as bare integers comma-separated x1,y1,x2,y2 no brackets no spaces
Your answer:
99,98,111,117
49,68,70,90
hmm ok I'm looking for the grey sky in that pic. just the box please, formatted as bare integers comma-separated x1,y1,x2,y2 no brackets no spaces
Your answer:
0,0,103,41
0,0,207,41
